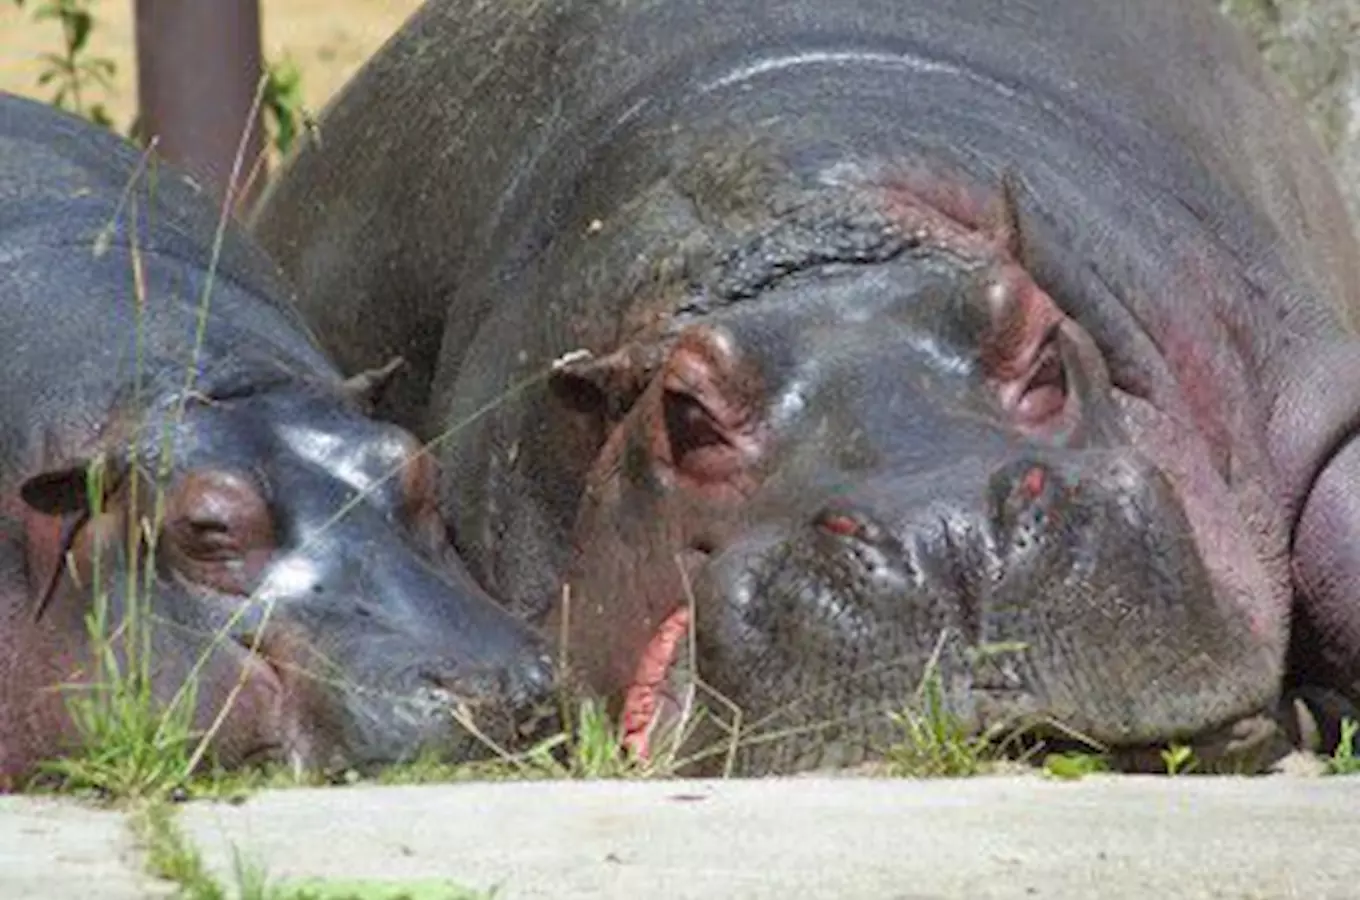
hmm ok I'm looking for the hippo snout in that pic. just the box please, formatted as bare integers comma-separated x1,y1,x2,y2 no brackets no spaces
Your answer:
255,544,561,769
682,448,1280,771
408,650,559,740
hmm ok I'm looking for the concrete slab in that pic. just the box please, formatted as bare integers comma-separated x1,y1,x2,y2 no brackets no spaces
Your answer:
177,775,1360,900
0,796,168,900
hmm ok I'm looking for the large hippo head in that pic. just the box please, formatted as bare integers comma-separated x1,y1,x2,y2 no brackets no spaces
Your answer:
16,363,555,777
551,175,1284,773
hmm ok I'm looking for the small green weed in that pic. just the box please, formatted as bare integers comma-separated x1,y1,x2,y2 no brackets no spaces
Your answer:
1325,717,1360,775
260,56,308,158
883,666,992,778
136,802,225,900
1042,751,1110,781
1160,742,1197,776
13,0,305,163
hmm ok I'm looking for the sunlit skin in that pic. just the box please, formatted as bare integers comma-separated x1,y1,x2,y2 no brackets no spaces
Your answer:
254,0,1360,773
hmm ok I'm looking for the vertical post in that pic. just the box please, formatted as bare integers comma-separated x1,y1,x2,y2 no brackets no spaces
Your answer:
133,0,266,212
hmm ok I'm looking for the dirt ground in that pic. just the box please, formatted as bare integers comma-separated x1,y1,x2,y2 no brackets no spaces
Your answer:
0,1,424,131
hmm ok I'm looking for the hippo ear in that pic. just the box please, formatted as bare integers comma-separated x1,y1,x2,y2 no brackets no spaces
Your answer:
549,343,665,420
985,170,1029,261
340,356,406,413
20,456,123,516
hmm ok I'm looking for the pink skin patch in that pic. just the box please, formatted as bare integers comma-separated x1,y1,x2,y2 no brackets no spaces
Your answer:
620,606,691,760
818,512,862,538
1020,465,1046,500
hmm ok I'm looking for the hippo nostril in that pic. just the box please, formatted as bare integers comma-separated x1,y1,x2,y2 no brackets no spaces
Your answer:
814,506,886,544
990,459,1064,550
817,511,863,538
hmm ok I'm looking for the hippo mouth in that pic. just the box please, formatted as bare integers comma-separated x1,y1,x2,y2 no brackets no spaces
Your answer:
616,606,1297,774
620,606,694,760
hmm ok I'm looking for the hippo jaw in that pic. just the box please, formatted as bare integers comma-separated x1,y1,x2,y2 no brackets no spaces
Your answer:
553,211,1285,774
20,385,556,776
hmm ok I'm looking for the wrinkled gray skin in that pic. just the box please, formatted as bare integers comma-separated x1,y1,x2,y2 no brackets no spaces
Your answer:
254,0,1360,772
0,92,554,787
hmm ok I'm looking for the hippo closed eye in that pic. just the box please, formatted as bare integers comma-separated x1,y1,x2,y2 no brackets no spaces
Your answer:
255,0,1360,772
0,91,556,785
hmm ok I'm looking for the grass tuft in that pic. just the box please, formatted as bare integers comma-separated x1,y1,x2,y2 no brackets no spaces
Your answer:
35,454,203,801
379,697,705,785
882,665,993,779
1160,743,1197,777
135,801,225,900
1325,718,1360,776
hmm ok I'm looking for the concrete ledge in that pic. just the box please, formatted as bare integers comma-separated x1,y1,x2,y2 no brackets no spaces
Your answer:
174,775,1360,899
0,796,170,900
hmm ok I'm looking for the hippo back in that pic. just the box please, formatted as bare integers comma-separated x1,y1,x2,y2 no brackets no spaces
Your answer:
251,0,1360,621
0,94,336,475
252,0,1360,423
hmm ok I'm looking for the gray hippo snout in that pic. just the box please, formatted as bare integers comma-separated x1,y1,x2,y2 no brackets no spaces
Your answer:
682,447,1280,771
255,513,560,767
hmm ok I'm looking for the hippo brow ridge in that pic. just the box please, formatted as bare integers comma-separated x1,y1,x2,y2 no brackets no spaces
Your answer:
672,199,988,328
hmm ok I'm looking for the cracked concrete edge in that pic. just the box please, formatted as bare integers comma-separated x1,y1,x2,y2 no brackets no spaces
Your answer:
0,796,173,900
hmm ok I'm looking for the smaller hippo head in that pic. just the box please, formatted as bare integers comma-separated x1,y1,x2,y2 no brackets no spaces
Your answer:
553,185,1283,772
20,369,555,774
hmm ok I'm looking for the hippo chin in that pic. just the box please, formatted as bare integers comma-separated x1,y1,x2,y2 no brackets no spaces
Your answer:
0,92,555,787
254,0,1360,773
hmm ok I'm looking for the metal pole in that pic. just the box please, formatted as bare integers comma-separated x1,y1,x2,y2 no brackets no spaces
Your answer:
132,0,266,212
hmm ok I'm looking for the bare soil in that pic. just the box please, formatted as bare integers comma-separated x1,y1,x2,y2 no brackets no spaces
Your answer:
0,0,424,132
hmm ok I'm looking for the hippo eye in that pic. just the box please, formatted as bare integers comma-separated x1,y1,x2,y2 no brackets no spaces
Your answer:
664,390,728,459
180,517,239,559
1014,334,1068,426
164,470,275,586
660,387,754,488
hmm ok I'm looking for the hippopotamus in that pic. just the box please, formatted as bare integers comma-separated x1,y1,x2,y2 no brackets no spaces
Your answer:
251,0,1360,772
0,91,555,788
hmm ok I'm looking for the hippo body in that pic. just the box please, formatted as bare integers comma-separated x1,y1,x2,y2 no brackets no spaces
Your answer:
0,92,552,787
254,0,1360,770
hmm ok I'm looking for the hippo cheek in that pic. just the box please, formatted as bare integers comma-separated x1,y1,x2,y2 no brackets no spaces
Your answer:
169,627,288,768
22,564,289,770
559,326,765,709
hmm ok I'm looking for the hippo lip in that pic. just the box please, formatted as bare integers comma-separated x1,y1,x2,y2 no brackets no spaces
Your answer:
621,606,693,760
